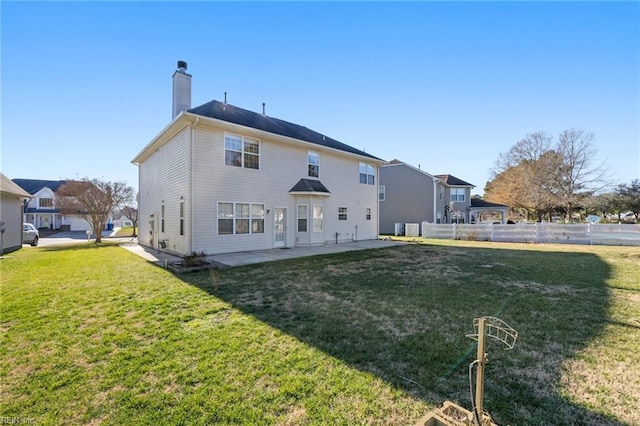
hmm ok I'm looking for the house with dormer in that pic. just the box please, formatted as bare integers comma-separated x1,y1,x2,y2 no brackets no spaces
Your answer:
132,61,384,256
11,179,93,232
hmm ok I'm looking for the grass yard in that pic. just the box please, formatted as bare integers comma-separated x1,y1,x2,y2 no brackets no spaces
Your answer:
1,240,638,425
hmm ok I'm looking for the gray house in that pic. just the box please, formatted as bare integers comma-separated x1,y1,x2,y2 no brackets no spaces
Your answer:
1,173,31,254
379,160,507,235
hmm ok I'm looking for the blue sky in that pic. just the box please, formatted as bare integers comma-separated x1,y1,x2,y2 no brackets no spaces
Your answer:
2,2,638,195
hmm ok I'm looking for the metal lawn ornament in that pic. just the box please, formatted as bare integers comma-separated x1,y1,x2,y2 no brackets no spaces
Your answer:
466,316,518,426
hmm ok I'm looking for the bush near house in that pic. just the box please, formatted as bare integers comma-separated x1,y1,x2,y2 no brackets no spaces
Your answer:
1,241,638,425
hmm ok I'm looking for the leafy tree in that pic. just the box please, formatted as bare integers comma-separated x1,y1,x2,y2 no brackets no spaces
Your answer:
617,179,640,220
57,178,134,243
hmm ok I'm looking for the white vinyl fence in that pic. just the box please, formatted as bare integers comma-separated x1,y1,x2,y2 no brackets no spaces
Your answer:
421,223,640,246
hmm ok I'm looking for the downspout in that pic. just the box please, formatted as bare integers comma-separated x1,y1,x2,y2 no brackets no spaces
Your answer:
376,165,380,239
433,177,437,223
190,116,199,253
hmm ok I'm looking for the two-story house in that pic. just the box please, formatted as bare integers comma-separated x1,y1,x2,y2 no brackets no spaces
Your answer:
132,62,384,256
379,160,507,234
11,179,93,232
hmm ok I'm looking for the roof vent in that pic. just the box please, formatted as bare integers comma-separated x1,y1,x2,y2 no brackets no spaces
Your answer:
177,60,187,71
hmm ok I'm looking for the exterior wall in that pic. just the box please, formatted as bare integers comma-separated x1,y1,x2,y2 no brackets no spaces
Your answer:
189,123,379,255
1,193,24,253
447,186,472,223
64,216,92,232
379,164,436,234
138,126,191,254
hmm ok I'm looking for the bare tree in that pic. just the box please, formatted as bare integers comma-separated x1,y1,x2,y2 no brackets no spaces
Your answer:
554,129,611,220
120,193,139,237
57,178,134,243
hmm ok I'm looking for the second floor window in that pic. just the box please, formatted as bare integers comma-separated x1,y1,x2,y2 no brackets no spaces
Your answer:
450,188,465,202
338,207,347,220
225,134,260,169
39,198,53,208
308,152,319,177
378,185,385,201
359,163,375,185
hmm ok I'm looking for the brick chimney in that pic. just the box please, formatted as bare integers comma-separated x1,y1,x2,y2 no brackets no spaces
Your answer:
172,60,191,119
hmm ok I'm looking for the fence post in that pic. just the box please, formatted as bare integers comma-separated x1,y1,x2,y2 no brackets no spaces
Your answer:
453,223,457,240
535,223,539,244
490,223,494,242
588,222,592,245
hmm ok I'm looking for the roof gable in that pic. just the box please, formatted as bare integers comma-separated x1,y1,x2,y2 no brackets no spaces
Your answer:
434,174,475,187
189,100,382,161
12,179,66,195
1,173,31,197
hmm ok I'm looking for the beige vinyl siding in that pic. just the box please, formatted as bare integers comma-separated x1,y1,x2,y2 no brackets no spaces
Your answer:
138,126,191,254
190,122,379,254
1,193,24,253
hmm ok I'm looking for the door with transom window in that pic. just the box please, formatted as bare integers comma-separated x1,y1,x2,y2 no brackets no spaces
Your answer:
274,208,286,248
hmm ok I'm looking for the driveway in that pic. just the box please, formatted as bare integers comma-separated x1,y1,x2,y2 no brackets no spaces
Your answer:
26,231,136,248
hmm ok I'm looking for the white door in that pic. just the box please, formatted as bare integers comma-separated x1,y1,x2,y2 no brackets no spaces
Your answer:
274,208,286,248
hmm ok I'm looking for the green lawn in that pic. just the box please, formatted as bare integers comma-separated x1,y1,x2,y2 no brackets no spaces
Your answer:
1,241,638,425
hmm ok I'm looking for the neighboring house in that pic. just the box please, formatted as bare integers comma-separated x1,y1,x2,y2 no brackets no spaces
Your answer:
378,160,441,234
112,215,134,228
132,61,384,256
379,161,508,234
1,173,32,254
434,174,477,224
11,179,93,231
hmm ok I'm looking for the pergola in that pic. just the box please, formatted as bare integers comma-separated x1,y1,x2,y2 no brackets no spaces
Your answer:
469,198,509,224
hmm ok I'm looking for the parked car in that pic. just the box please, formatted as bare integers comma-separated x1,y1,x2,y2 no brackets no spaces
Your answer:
23,223,39,246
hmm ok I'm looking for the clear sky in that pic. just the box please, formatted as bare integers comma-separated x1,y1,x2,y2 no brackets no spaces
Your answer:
2,1,639,195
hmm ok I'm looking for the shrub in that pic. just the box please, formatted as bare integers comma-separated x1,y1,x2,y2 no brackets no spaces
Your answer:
180,251,208,267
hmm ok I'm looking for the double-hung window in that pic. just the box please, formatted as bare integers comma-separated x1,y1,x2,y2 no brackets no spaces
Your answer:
217,202,265,235
179,197,185,236
450,188,465,202
308,152,319,177
225,134,260,169
338,207,347,221
378,185,385,201
297,205,308,232
161,202,165,233
39,198,53,208
313,205,323,232
359,162,375,185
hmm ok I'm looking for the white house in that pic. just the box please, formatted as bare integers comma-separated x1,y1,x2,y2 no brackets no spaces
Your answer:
1,173,32,254
132,61,385,256
11,179,93,232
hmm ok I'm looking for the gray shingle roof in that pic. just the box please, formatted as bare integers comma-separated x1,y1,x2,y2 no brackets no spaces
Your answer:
11,179,66,195
470,198,508,208
289,179,331,194
188,100,382,161
435,174,475,187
